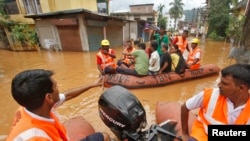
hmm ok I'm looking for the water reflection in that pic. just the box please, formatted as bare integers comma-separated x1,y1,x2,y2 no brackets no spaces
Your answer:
0,40,234,140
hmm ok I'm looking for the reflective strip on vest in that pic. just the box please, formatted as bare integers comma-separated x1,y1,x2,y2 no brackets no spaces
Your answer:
187,48,201,64
196,89,224,134
204,90,224,124
176,36,187,54
97,49,115,69
192,88,250,140
123,47,135,65
13,127,52,141
187,47,201,69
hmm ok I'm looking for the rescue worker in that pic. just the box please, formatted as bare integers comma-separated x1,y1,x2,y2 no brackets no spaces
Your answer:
186,38,201,70
171,30,189,54
181,64,250,141
96,39,116,75
6,69,110,141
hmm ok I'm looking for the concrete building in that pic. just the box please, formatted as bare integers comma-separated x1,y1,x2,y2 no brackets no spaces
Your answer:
165,12,185,33
1,0,126,51
111,4,158,42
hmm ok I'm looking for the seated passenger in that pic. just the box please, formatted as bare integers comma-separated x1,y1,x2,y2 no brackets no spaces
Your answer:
117,43,149,76
117,40,135,67
170,44,186,74
158,43,172,74
148,40,160,75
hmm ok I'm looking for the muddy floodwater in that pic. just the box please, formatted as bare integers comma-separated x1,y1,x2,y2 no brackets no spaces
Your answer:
0,40,235,140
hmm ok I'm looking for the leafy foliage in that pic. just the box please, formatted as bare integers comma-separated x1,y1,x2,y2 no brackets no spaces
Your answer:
0,1,39,47
226,14,245,46
158,17,166,29
208,31,225,41
0,1,9,19
157,3,167,28
207,0,231,38
11,24,39,46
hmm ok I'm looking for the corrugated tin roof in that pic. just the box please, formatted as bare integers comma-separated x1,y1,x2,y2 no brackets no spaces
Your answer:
24,8,128,21
231,0,247,11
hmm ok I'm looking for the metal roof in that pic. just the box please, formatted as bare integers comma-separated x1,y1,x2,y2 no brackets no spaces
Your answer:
24,8,128,21
231,0,247,11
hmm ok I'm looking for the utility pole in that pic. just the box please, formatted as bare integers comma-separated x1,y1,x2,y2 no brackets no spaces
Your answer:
106,0,109,15
196,8,200,38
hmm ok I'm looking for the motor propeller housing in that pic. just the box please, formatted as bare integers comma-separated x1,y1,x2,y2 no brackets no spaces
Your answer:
98,85,147,140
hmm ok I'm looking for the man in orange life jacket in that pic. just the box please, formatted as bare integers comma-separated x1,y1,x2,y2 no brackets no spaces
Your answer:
96,39,117,75
171,30,189,54
181,64,250,141
186,38,201,70
6,69,110,141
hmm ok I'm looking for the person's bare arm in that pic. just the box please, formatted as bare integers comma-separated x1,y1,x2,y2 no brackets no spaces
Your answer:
181,102,190,141
103,50,116,58
63,77,102,101
150,58,156,67
187,58,200,68
97,64,105,75
159,62,169,74
108,53,116,58
186,44,190,52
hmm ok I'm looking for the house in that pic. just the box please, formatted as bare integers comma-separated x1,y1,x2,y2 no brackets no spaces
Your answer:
228,0,248,46
111,4,158,42
231,0,248,17
1,0,127,51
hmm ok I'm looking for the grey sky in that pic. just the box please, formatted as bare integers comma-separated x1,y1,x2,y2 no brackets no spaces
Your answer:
109,0,207,13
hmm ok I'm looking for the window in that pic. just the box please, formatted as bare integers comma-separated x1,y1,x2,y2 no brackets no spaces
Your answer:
22,0,42,14
5,0,19,15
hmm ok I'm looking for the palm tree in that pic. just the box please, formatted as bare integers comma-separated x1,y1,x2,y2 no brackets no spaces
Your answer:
169,0,184,30
157,3,166,27
158,3,165,18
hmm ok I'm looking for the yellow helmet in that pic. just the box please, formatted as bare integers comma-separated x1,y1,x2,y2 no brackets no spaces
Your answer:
191,38,199,44
101,39,110,46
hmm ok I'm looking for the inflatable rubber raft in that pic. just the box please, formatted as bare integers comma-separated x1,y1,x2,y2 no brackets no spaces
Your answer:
63,116,95,140
155,102,196,136
104,64,220,89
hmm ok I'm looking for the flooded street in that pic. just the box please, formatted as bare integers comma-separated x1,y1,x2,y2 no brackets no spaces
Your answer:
0,40,234,140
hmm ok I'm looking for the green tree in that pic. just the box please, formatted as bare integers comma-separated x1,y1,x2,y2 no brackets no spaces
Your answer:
158,3,165,18
207,0,231,38
226,13,245,46
232,0,250,64
157,3,166,28
169,0,184,30
224,0,250,64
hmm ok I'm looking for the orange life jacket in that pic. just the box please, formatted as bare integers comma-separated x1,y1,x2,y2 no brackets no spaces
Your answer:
6,107,68,141
122,47,135,65
97,49,116,70
186,47,201,70
176,36,188,54
191,88,250,141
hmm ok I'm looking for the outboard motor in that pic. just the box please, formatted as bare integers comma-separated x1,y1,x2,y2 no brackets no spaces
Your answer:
98,85,183,141
98,85,147,140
